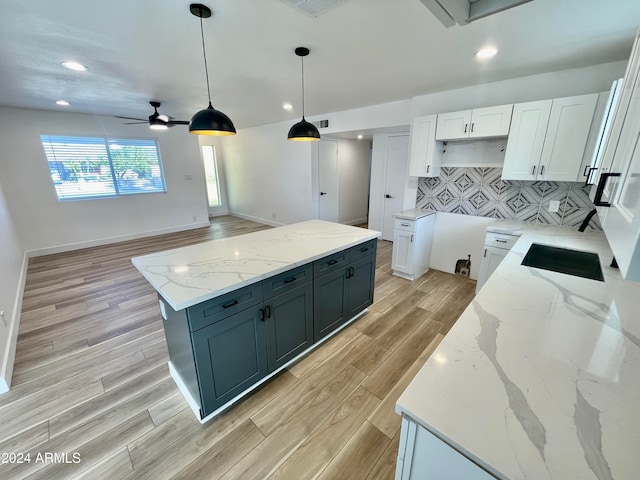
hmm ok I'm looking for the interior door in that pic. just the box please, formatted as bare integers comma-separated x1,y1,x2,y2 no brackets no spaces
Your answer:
318,139,339,222
382,135,409,240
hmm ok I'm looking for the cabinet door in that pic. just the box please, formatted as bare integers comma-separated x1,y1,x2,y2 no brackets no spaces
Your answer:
435,110,472,140
313,267,348,342
469,104,513,138
502,100,552,180
193,306,267,417
409,114,441,177
392,229,415,275
539,94,598,181
346,255,376,318
264,282,313,371
475,246,508,294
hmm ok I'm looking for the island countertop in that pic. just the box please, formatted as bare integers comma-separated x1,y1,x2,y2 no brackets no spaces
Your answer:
131,220,380,310
396,222,640,480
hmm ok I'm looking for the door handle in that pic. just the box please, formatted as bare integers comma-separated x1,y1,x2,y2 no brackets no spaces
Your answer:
540,165,545,175
283,276,296,284
385,194,392,198
464,123,468,133
320,192,327,196
593,172,621,207
222,300,238,309
265,305,272,318
531,165,537,176
470,123,474,133
259,308,265,322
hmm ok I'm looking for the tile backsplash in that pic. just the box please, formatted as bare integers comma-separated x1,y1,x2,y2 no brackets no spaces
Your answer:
415,167,601,230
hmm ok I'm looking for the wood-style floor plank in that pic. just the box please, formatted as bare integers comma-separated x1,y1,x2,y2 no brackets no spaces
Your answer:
0,215,477,479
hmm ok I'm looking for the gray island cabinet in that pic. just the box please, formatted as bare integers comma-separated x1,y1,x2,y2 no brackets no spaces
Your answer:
132,220,380,422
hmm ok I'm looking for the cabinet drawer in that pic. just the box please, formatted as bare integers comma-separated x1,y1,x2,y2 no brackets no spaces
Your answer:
262,263,312,299
314,250,349,277
485,232,519,250
394,218,415,232
350,240,377,261
187,283,263,332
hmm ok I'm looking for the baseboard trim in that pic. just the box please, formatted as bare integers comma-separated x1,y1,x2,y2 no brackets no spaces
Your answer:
25,221,211,258
0,251,29,395
228,211,284,228
342,217,368,226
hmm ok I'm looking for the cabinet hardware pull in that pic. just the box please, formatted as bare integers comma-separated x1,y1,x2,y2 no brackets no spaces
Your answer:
328,259,339,266
593,172,621,207
283,277,296,284
265,305,272,318
471,123,474,133
464,123,468,133
540,165,545,175
401,223,409,227
531,165,536,175
259,308,265,322
350,267,355,277
410,234,414,242
359,247,369,252
426,165,430,173
484,248,487,258
385,194,393,198
222,300,238,309
583,165,591,176
320,192,327,196
495,239,507,243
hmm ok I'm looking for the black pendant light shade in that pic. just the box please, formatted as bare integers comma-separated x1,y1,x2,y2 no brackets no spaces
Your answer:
288,47,320,142
189,4,236,136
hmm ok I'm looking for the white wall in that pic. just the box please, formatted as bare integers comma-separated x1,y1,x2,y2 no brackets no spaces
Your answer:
337,138,370,225
217,120,315,226
0,107,209,255
0,179,26,393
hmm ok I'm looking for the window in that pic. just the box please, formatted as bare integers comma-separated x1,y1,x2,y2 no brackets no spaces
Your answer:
40,135,166,200
202,145,222,208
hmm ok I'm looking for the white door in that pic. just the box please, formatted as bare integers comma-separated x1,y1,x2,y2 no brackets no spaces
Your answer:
318,139,339,222
382,135,409,241
201,145,227,216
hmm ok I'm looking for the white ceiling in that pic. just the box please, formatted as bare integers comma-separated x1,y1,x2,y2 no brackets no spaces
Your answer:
0,0,638,130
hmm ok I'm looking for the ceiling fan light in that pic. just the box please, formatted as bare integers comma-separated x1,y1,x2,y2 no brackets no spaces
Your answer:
288,118,320,141
189,103,236,136
150,123,169,130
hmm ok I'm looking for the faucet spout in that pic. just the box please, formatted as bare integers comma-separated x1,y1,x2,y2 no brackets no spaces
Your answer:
578,208,598,232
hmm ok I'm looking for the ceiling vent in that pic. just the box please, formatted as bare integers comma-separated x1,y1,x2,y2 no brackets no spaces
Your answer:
281,0,350,17
418,0,534,27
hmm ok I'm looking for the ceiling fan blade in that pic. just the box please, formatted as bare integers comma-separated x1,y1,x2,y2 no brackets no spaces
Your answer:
116,116,147,121
167,120,190,125
123,121,148,125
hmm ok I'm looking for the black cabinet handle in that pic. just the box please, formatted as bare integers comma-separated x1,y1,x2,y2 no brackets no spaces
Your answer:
470,123,474,133
328,259,338,266
259,308,265,322
464,123,468,133
495,239,507,243
222,300,238,309
540,165,545,175
359,247,369,253
345,268,351,279
346,266,355,278
583,165,591,176
385,194,392,198
320,192,327,196
584,167,598,186
594,172,620,207
283,277,296,284
265,305,272,318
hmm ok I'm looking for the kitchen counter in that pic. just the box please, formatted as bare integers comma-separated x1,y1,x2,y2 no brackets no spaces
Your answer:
392,208,436,220
131,220,380,310
396,221,640,479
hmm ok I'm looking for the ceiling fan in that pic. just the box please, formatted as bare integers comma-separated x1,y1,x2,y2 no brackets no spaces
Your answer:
116,101,189,130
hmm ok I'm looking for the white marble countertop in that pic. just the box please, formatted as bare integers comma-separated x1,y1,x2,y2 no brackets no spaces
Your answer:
396,222,640,480
392,208,436,220
131,220,380,311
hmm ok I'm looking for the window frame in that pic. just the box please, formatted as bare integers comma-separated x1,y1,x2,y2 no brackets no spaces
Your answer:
40,134,167,201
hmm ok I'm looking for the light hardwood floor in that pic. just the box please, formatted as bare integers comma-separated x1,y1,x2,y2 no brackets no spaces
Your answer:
1,216,476,479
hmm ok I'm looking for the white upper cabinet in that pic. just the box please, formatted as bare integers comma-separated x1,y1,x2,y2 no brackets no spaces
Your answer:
502,94,598,181
435,104,513,141
408,114,442,177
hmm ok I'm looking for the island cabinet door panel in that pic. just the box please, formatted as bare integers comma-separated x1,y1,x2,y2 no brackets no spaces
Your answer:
313,267,348,342
346,254,376,318
264,282,313,371
192,306,267,417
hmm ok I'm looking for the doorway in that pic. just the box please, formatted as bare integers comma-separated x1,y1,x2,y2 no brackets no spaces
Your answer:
201,145,228,217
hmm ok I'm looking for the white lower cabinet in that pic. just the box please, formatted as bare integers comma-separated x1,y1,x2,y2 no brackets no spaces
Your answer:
392,214,435,280
396,416,496,480
476,232,519,293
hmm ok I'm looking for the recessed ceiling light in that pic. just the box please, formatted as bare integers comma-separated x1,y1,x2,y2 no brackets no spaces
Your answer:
282,103,293,111
357,134,363,140
61,61,88,72
56,100,70,106
475,47,499,59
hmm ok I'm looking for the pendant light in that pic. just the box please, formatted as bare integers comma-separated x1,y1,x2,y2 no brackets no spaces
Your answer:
188,3,236,136
288,47,320,142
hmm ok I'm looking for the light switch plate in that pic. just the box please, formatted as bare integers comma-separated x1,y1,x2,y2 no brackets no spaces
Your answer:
548,200,560,213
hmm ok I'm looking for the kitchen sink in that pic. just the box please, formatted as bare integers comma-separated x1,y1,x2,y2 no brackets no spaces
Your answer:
521,243,604,281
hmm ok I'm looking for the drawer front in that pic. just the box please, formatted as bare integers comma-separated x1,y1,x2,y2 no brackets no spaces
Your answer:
313,250,349,278
485,232,519,250
263,263,312,299
187,283,263,332
350,239,377,262
394,218,415,232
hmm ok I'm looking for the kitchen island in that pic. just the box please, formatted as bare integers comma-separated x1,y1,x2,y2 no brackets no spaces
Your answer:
132,220,380,422
395,222,640,479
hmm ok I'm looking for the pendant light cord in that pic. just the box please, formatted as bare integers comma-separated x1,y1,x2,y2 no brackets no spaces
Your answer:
199,11,212,107
301,55,305,119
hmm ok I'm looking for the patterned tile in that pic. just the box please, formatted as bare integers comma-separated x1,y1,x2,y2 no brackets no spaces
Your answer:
432,187,459,210
567,184,594,209
562,208,595,229
493,203,512,219
469,190,491,209
541,183,570,203
416,197,435,211
452,200,474,216
520,181,546,204
466,168,484,185
482,168,503,185
417,179,430,197
516,204,540,223
476,201,498,218
485,181,508,198
426,177,441,189
440,167,455,182
537,206,562,225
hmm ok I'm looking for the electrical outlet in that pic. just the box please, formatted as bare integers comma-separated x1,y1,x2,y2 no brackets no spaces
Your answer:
271,213,277,219
548,200,560,213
